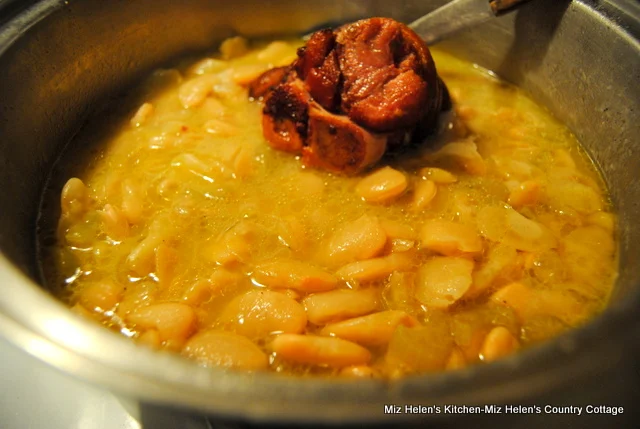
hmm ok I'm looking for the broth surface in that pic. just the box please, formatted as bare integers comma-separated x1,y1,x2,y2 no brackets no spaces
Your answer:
38,38,617,378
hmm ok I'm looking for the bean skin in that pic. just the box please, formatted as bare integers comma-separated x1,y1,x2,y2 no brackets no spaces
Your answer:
320,310,418,346
480,326,519,362
183,330,268,370
127,302,197,343
355,167,408,203
418,167,457,184
252,259,338,292
411,179,437,210
271,334,371,368
419,220,482,256
78,280,124,313
415,257,474,308
218,290,307,338
303,288,380,325
321,214,387,267
336,252,414,284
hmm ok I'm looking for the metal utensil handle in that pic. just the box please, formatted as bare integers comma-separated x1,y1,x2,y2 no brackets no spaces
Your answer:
490,0,534,16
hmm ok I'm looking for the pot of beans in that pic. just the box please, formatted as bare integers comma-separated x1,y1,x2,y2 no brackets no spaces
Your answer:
0,0,638,427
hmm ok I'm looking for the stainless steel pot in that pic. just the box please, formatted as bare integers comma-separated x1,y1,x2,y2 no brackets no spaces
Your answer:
0,0,638,426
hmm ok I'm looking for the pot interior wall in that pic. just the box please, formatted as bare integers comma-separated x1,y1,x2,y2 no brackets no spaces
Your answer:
0,0,637,304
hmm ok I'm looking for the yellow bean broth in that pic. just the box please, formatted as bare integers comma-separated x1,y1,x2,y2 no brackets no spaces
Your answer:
38,38,617,378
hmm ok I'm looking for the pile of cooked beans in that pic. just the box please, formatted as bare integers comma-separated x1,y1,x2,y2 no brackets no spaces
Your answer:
38,37,617,378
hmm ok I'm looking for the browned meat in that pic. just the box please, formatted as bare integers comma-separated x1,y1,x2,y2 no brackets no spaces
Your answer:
336,18,438,132
262,74,309,153
252,18,450,175
295,29,341,112
305,104,387,175
248,66,289,99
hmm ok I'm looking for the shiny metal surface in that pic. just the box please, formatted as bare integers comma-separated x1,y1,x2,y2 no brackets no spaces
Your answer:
0,337,141,429
0,0,638,425
410,0,535,45
411,0,496,45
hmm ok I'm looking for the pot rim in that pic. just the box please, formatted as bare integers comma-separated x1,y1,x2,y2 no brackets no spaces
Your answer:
0,0,638,424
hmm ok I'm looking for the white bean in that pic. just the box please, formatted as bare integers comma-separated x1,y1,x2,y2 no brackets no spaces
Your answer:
430,140,486,175
339,365,379,378
126,235,160,276
480,326,519,362
61,178,90,219
77,280,124,312
130,102,154,127
477,205,556,252
546,181,603,215
320,310,418,346
490,282,584,325
178,74,217,108
204,119,237,136
336,252,415,284
321,214,387,267
445,347,467,370
418,167,458,184
303,288,380,325
218,290,307,338
419,220,482,256
207,221,258,266
379,219,416,241
137,329,161,348
256,41,296,65
271,334,371,368
415,257,474,308
188,58,226,76
252,259,338,292
183,330,268,370
411,179,437,210
469,244,518,297
508,180,540,208
181,280,213,306
127,302,197,343
219,36,249,60
355,167,408,203
121,179,144,225
586,212,615,233
155,244,178,287
232,64,269,85
99,204,129,239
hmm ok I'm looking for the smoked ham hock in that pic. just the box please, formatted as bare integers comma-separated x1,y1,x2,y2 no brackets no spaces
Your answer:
249,18,451,174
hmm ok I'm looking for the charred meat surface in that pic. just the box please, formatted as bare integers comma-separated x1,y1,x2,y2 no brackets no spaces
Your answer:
261,75,310,153
253,18,450,174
